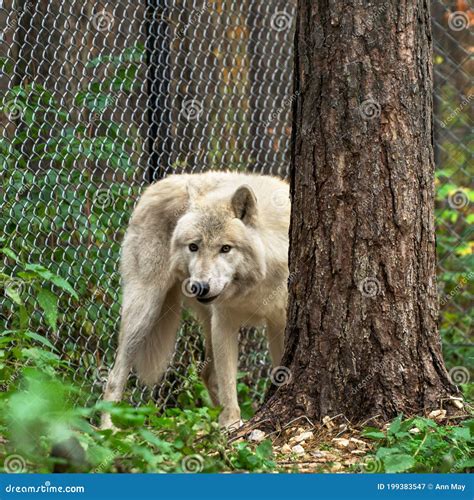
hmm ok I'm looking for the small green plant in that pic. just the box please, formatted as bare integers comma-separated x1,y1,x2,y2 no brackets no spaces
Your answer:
360,415,473,473
0,250,78,380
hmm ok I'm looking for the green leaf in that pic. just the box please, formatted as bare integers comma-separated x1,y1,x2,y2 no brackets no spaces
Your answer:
0,57,14,74
24,263,78,298
455,458,474,470
463,419,474,435
139,429,173,453
5,285,23,305
0,247,19,261
409,417,438,431
451,427,470,441
48,275,78,299
24,263,54,279
24,331,57,351
388,414,403,436
37,287,58,330
375,447,397,459
19,304,29,329
21,347,62,366
75,91,116,112
382,453,415,473
362,431,385,439
256,439,273,460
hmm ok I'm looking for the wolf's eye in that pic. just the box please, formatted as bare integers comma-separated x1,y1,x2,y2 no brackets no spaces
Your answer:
189,243,199,252
220,245,232,253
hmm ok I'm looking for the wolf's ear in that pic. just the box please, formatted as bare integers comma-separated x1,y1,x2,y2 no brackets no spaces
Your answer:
231,185,257,224
186,182,200,208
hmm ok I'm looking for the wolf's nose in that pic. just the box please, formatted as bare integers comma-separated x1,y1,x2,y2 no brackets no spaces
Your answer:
191,281,210,298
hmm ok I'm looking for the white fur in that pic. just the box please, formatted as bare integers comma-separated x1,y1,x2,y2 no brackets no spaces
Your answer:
102,172,290,429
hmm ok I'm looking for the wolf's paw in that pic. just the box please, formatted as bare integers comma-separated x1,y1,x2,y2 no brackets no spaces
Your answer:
219,408,242,431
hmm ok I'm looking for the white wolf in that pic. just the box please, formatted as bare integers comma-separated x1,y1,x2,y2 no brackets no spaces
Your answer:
102,171,290,429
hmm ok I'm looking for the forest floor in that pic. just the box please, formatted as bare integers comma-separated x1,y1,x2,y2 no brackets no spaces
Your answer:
232,405,472,473
232,414,377,473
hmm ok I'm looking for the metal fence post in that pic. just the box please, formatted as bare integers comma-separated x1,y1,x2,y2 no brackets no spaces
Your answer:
146,0,172,183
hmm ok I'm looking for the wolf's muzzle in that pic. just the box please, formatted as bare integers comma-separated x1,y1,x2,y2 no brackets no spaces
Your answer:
197,295,219,304
190,281,210,298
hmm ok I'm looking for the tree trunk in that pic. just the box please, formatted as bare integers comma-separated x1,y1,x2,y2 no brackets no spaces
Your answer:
257,0,458,427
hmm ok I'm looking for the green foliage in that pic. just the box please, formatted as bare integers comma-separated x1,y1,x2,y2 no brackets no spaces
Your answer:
1,45,144,387
0,370,276,473
360,415,473,473
0,256,77,380
176,365,215,410
0,265,274,473
231,439,275,470
434,80,473,375
435,169,473,376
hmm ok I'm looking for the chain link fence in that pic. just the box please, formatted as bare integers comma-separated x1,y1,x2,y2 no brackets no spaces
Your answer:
1,0,472,408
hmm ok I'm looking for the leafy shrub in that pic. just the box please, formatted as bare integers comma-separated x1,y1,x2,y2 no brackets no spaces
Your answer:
360,415,473,473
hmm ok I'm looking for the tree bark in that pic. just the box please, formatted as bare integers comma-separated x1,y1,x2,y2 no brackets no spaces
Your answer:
257,0,458,427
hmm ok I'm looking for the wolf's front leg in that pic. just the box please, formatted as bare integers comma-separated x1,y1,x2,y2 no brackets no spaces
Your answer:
211,313,241,429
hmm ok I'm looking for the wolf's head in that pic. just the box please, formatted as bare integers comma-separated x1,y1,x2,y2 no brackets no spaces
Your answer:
170,184,267,305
